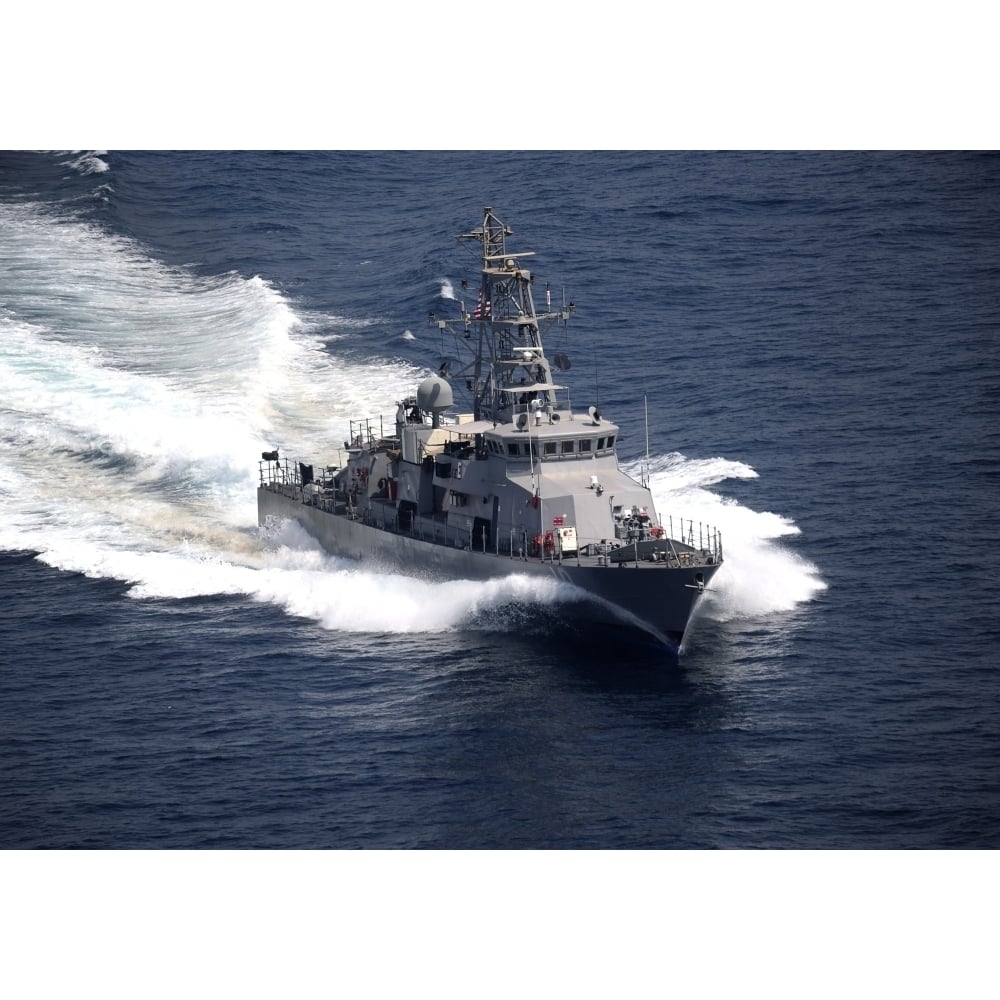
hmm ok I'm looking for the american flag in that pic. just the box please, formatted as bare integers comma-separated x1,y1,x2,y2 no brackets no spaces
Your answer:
472,290,491,319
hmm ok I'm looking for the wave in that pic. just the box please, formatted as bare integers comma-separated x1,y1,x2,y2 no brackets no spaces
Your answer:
633,453,827,621
57,150,110,176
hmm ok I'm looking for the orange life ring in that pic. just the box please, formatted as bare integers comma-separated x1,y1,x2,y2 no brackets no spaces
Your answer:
651,526,665,538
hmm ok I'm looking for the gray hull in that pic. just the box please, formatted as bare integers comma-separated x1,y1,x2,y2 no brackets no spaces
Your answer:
259,487,719,647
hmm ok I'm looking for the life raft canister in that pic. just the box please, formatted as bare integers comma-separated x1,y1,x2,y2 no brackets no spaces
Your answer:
651,525,665,538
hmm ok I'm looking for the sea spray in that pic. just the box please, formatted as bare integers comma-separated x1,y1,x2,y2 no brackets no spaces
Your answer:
636,453,827,621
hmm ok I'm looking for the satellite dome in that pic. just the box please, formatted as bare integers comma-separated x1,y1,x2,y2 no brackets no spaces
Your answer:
417,376,453,414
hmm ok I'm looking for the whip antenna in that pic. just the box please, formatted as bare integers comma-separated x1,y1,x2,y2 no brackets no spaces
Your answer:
644,381,650,488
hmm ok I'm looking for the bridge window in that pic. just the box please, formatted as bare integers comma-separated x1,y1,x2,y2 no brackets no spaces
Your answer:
579,439,592,453
561,440,575,454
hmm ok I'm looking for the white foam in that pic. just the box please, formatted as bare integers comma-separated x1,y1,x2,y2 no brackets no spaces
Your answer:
244,520,574,633
633,453,827,621
58,150,110,175
252,561,571,634
18,515,574,637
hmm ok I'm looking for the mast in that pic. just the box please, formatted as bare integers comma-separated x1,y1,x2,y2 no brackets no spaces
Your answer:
429,207,575,424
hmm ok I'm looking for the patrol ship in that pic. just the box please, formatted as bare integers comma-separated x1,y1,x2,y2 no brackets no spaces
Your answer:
258,207,722,650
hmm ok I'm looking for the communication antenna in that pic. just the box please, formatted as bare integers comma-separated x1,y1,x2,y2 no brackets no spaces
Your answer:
527,405,537,494
643,381,650,488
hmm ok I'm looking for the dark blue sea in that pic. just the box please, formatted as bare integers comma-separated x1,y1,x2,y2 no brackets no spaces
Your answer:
2,150,999,853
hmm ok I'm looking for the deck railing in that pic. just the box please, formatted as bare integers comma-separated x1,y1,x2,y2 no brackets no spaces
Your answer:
260,466,722,570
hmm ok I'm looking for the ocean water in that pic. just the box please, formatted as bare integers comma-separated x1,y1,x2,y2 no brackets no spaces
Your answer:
1,150,998,849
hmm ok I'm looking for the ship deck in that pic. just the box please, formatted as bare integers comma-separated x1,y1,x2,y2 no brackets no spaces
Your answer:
259,481,720,572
